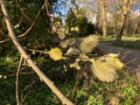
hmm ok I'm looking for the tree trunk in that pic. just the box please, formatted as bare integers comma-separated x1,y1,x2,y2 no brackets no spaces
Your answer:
101,0,107,38
96,0,102,30
116,0,135,41
0,0,74,105
116,15,127,41
132,24,137,36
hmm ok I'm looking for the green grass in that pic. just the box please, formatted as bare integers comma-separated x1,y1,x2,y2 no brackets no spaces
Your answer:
101,35,140,50
1,70,138,105
0,56,140,105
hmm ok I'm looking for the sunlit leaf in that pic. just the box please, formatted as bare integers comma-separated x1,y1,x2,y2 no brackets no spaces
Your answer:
91,58,118,82
107,53,119,57
0,75,3,79
80,35,99,54
105,54,124,70
47,47,63,61
90,53,124,82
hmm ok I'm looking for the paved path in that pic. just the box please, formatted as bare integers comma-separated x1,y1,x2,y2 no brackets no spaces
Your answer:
98,43,140,72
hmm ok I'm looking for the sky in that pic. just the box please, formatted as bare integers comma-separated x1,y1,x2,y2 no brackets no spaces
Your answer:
52,0,71,18
52,0,140,19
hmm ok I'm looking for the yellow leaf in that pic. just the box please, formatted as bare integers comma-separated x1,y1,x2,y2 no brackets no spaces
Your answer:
70,27,79,32
69,63,80,70
70,27,74,31
47,47,63,61
74,27,79,32
105,54,124,70
90,54,124,82
80,35,99,54
91,58,118,82
108,53,119,57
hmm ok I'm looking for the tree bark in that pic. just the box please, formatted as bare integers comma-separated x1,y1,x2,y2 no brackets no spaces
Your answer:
116,15,127,41
96,0,102,31
0,0,74,105
116,0,135,41
101,0,107,38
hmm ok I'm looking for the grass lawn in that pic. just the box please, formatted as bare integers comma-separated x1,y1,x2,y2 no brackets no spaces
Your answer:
101,35,140,50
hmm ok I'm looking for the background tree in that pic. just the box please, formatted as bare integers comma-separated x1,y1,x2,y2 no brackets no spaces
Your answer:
116,0,136,41
96,0,107,37
65,9,96,37
101,0,107,38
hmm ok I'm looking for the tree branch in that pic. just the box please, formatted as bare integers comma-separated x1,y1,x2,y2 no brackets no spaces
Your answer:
0,3,45,44
16,56,23,105
0,0,74,105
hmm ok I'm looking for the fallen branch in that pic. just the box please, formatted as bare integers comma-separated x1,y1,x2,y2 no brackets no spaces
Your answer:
0,0,74,105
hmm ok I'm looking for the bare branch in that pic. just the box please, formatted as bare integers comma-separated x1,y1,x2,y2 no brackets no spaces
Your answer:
16,56,23,105
15,0,31,22
0,0,74,105
0,3,45,44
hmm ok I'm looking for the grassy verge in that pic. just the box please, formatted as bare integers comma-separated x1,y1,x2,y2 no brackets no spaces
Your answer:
0,56,140,105
101,35,140,50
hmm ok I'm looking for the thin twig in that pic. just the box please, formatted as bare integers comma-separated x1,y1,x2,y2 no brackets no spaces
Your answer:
15,0,31,21
0,3,45,44
25,48,48,55
6,72,35,77
45,0,51,17
44,0,53,28
16,56,23,105
25,48,98,59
